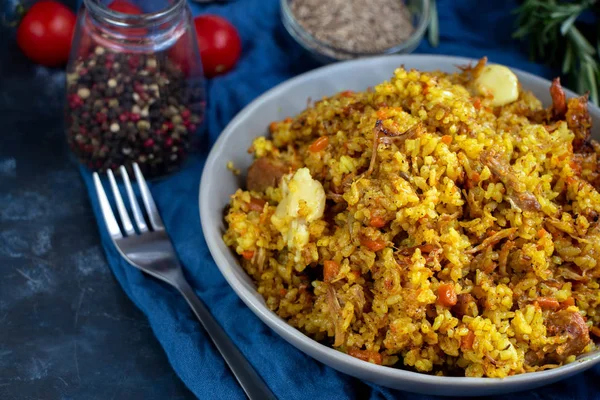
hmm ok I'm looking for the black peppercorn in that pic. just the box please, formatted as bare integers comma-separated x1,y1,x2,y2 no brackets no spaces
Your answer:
66,46,203,177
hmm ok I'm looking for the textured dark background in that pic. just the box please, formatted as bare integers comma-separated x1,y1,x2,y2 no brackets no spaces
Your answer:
0,1,194,398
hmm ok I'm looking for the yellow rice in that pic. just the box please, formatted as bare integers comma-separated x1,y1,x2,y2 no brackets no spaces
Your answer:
223,59,600,377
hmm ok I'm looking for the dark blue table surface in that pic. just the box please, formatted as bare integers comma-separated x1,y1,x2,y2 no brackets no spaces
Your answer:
0,3,194,398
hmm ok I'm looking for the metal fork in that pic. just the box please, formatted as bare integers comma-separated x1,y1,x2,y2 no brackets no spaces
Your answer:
92,163,276,400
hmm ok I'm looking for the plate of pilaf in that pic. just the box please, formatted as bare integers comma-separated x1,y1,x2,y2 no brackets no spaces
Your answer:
199,55,600,395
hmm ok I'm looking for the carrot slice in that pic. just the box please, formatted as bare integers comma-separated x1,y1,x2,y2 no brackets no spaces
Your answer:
461,331,475,350
347,348,383,365
360,238,386,252
241,250,254,260
437,284,458,307
562,297,575,308
369,216,386,228
537,297,560,310
324,260,340,282
308,136,329,152
537,228,547,238
248,197,266,212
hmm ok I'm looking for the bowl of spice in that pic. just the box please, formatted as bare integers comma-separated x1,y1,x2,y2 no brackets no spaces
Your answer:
281,0,430,63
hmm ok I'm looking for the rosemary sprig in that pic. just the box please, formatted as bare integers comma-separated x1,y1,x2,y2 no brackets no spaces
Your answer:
513,0,600,104
428,0,439,48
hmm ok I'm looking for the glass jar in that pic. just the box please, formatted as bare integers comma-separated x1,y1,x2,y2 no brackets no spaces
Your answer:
65,0,205,178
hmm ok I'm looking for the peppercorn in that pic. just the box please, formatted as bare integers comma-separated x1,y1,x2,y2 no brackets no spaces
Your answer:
66,46,203,177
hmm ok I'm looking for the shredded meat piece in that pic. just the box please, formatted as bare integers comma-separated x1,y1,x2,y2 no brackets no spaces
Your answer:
480,150,541,212
524,349,547,366
246,158,288,192
399,244,440,256
540,78,592,153
529,78,593,155
498,240,515,276
247,197,266,212
347,285,366,318
464,189,483,218
365,120,422,177
545,310,590,362
557,264,589,282
566,95,593,152
507,249,532,274
452,293,475,319
436,212,461,231
255,248,266,274
326,192,345,203
330,173,355,195
550,77,567,119
397,244,442,265
347,348,383,365
571,143,600,190
458,56,487,78
326,285,345,347
343,102,366,115
465,228,517,254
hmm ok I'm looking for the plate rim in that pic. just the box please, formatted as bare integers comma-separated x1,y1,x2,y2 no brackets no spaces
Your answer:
199,54,600,394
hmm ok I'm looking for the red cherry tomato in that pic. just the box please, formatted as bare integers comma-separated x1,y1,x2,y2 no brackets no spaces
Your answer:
194,15,241,78
107,0,143,15
16,0,76,67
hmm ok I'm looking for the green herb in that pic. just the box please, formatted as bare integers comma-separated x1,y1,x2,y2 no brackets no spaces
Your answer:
513,0,600,104
428,0,439,48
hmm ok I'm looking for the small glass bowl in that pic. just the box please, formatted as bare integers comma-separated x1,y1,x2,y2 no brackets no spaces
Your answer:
281,0,430,64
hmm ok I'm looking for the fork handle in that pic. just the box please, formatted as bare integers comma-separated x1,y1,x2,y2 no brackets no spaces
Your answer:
175,277,277,400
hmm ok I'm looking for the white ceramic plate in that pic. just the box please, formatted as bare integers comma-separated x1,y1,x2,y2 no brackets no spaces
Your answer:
199,55,600,396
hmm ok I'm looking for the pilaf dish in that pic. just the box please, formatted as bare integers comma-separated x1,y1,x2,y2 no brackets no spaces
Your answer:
223,58,600,377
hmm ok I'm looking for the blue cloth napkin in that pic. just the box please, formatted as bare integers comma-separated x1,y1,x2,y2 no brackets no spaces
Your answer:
79,0,600,399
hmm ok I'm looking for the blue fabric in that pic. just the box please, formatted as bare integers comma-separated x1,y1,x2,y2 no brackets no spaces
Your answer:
79,0,600,399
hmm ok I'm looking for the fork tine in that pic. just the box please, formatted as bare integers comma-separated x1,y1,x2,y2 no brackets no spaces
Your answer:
93,172,123,240
120,166,148,232
107,169,135,236
133,163,165,231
